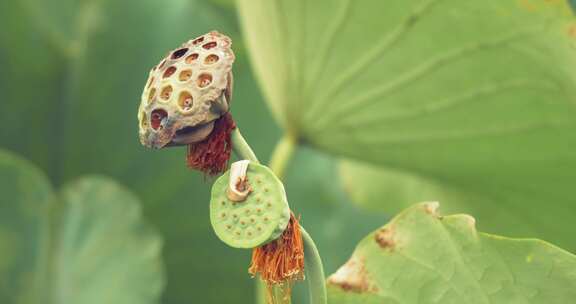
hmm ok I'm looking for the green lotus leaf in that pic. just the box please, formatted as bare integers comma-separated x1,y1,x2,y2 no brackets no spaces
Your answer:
0,149,163,304
237,0,576,251
327,202,576,304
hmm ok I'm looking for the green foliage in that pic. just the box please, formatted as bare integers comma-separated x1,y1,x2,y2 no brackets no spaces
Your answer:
237,0,576,252
328,202,576,304
0,0,262,302
0,149,163,304
0,0,386,302
2,0,576,302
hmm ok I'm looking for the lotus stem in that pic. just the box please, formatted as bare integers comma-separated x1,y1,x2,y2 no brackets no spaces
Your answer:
231,128,260,163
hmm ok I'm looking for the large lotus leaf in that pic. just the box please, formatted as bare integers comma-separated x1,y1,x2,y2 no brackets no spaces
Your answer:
339,152,576,252
0,0,352,301
0,149,163,304
327,202,576,304
237,0,576,251
0,150,53,304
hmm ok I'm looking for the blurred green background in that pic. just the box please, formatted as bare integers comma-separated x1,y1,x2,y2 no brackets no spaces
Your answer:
0,0,385,303
2,0,576,303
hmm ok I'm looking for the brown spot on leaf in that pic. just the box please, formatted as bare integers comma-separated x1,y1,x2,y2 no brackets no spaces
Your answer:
374,227,395,250
568,24,576,38
423,201,440,216
327,256,377,293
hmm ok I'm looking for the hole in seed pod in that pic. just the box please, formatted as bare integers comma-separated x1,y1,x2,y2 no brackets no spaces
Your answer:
247,231,252,236
148,88,156,102
221,212,226,218
250,218,255,223
185,53,199,63
257,226,262,231
150,109,167,131
264,217,269,222
240,221,246,225
179,69,193,82
202,41,217,49
204,54,219,65
197,73,212,88
140,112,148,128
171,48,188,59
226,225,231,230
193,36,204,45
163,66,176,78
160,85,172,100
177,91,193,111
221,201,226,206
235,231,240,236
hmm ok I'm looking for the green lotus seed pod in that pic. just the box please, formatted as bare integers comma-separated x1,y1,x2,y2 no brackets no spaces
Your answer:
210,161,290,249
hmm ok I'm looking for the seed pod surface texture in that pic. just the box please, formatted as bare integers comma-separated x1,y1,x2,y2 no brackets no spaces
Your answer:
210,162,290,248
138,31,234,148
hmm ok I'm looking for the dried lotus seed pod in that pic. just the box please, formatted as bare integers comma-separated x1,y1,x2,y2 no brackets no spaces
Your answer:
138,31,235,149
210,161,291,249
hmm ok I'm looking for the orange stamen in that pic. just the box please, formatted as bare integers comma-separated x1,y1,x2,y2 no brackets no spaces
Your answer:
249,213,305,303
186,112,236,175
